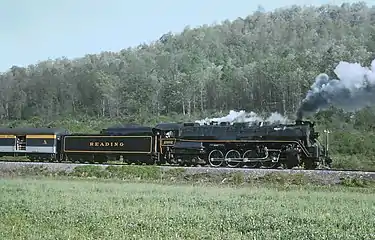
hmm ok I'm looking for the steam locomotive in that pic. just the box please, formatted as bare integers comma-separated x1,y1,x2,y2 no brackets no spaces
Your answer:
0,119,332,170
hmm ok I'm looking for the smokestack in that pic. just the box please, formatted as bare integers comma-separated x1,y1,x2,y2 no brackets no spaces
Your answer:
296,59,375,118
296,108,303,121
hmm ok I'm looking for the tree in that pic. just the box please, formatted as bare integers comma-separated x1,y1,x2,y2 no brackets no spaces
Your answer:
0,3,374,121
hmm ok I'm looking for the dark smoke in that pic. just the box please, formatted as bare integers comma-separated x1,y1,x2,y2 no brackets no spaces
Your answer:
297,59,375,119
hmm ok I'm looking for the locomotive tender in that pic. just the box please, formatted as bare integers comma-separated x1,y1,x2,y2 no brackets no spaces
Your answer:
0,119,332,170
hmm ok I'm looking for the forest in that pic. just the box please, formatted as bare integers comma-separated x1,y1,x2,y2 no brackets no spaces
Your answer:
1,2,375,170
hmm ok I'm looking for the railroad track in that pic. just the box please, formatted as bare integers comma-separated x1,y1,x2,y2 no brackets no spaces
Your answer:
1,160,375,186
0,160,374,175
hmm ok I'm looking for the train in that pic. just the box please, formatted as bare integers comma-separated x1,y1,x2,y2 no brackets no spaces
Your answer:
0,119,332,170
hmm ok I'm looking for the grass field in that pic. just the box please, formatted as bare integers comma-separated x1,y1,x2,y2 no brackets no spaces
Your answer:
0,177,374,240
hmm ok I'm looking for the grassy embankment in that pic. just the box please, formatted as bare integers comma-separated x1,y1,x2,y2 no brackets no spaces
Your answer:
0,175,374,240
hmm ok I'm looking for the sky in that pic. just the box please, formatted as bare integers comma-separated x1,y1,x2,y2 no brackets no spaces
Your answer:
0,0,373,72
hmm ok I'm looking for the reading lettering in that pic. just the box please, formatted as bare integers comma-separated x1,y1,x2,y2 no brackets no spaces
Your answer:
89,141,124,147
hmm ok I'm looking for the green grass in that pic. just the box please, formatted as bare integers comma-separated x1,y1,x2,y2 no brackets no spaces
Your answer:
0,177,374,239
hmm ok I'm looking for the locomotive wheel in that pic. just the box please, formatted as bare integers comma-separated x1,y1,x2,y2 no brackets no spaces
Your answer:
225,150,242,168
192,156,203,166
261,160,279,169
285,149,300,169
208,150,224,167
242,150,260,168
303,160,317,170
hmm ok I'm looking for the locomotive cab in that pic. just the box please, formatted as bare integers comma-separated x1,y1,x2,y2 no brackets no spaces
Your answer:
154,123,182,139
154,123,183,164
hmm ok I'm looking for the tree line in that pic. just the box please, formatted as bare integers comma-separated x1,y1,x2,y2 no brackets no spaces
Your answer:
1,2,374,121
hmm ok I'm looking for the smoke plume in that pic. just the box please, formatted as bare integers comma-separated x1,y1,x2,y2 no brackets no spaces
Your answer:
297,59,375,119
195,110,290,125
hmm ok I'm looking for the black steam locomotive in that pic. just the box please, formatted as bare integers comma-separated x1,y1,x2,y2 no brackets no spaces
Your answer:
0,119,332,170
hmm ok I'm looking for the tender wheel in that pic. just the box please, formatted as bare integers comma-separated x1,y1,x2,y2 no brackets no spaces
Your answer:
78,158,85,163
208,150,224,167
225,150,242,168
145,157,155,165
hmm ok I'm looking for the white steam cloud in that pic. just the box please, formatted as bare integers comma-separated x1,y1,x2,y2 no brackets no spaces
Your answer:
195,110,290,125
297,59,375,119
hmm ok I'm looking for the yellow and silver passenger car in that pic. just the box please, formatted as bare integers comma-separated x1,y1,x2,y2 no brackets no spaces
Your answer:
0,127,69,161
